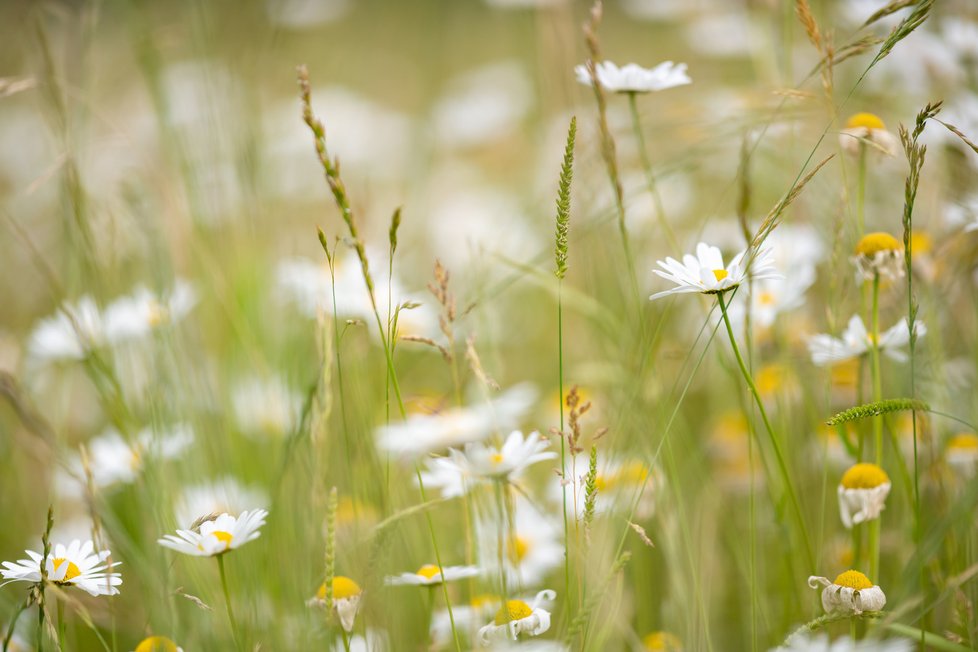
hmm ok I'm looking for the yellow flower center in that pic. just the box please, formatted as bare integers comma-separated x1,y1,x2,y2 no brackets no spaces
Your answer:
416,564,442,580
331,576,362,600
200,530,233,552
712,269,728,282
949,433,978,451
490,452,504,465
643,631,683,651
508,536,530,563
833,569,873,590
758,291,776,306
494,599,533,625
147,302,170,327
855,232,901,257
756,364,786,397
841,463,890,489
52,558,81,583
135,636,180,652
845,112,886,131
909,231,932,256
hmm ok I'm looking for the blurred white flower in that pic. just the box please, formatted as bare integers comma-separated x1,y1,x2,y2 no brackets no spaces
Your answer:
27,296,103,362
808,571,886,615
773,632,911,651
684,12,755,58
174,477,269,528
438,430,556,483
1,539,121,596
477,498,563,586
102,281,197,343
386,564,479,586
232,375,301,439
837,463,891,529
650,243,780,300
478,590,555,644
265,0,351,29
61,424,194,490
807,315,925,366
330,628,388,652
433,62,532,147
575,60,690,94
945,433,978,478
158,509,267,557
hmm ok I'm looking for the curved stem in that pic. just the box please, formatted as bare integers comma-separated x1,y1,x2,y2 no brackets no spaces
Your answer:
217,555,242,652
869,272,883,582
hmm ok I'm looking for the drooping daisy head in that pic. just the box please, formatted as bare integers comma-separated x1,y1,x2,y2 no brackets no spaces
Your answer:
310,576,363,632
478,589,555,645
852,232,904,282
386,563,480,586
643,631,683,651
839,112,897,157
132,636,184,652
574,60,691,93
1,539,122,597
650,243,780,301
837,463,891,529
808,570,886,615
157,509,267,557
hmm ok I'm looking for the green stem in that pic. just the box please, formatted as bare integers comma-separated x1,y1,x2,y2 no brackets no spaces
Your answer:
339,626,352,652
494,481,510,602
718,293,815,570
217,555,242,652
626,92,679,253
56,600,64,652
557,284,571,614
3,594,30,652
857,143,867,236
869,272,882,582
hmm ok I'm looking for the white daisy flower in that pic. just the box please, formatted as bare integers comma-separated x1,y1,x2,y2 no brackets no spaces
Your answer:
649,243,781,301
386,563,480,586
478,589,555,645
438,430,557,484
102,281,197,343
27,296,103,362
378,383,537,457
231,375,302,439
1,539,122,596
839,113,898,157
773,631,912,651
330,628,388,652
837,463,891,529
852,232,904,282
476,497,563,586
174,477,269,528
309,576,363,633
807,315,926,366
726,263,816,331
808,570,886,615
946,433,978,477
574,60,691,93
132,636,184,652
158,509,267,557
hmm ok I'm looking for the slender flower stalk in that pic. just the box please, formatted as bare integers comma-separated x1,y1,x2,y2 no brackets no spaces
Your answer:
857,142,867,235
626,92,679,252
217,555,241,652
868,272,883,582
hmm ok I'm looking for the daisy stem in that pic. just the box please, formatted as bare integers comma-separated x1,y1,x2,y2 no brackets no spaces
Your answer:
869,272,883,583
493,480,510,602
216,555,242,652
717,293,814,570
856,143,867,236
339,627,352,652
626,92,679,253
557,284,572,614
2,594,29,652
56,599,64,652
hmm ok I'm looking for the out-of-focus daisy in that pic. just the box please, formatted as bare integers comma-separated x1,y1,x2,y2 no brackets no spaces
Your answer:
174,477,269,528
1,539,122,596
432,62,532,147
643,631,683,651
476,498,563,586
158,509,267,557
946,433,978,477
807,315,925,366
132,636,184,652
330,628,389,652
839,113,898,157
27,296,103,362
649,243,780,300
574,60,691,93
773,632,912,651
838,463,891,529
61,424,194,490
438,430,556,484
708,411,765,493
852,232,904,282
310,576,363,632
232,375,301,439
755,362,801,406
808,570,886,615
563,457,658,519
102,281,197,343
477,589,555,644
741,264,816,330
386,564,479,586
431,594,501,647
377,383,537,456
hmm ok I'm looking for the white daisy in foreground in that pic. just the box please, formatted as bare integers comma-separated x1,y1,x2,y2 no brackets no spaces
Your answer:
158,509,267,557
440,430,557,484
133,635,184,652
773,632,911,651
839,112,898,157
309,576,363,632
478,589,555,644
807,315,925,366
852,232,904,282
1,539,122,596
386,563,480,586
574,60,691,93
649,243,780,300
808,570,886,615
838,463,891,529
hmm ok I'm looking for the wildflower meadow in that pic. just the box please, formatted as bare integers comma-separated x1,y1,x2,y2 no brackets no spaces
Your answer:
3,0,978,650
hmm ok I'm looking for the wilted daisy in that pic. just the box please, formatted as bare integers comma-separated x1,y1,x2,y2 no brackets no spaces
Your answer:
649,243,780,300
807,315,926,366
643,631,683,651
1,539,122,596
946,432,978,477
310,576,363,632
132,636,184,652
439,430,556,484
478,589,555,644
839,112,897,157
808,570,886,615
838,463,891,529
386,563,480,586
852,232,904,282
773,632,912,651
574,60,691,93
158,509,267,557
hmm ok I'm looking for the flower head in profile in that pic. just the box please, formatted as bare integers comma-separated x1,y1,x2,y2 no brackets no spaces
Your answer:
852,232,904,282
839,112,897,157
439,430,557,484
158,509,267,557
808,570,886,615
1,540,122,596
386,564,480,586
650,243,780,301
807,315,925,366
310,576,363,632
132,636,184,652
643,631,683,651
946,433,978,478
478,589,555,645
574,60,691,93
838,463,891,529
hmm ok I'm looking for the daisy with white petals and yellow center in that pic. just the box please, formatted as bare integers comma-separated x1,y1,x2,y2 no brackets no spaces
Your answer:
132,636,183,652
946,433,978,478
852,232,904,283
1,539,122,596
837,463,891,529
310,576,363,633
157,509,267,556
807,314,925,366
649,242,780,300
808,570,886,615
477,589,555,645
386,563,479,586
643,631,683,651
839,112,898,157
438,430,556,485
574,60,691,93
